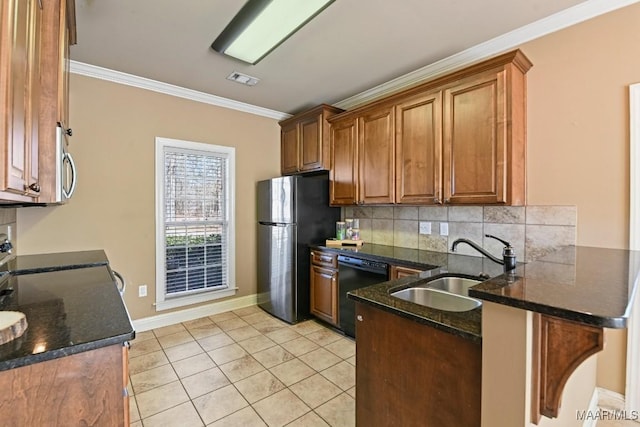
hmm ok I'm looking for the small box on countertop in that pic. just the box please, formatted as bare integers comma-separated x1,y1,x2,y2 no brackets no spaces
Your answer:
325,238,364,247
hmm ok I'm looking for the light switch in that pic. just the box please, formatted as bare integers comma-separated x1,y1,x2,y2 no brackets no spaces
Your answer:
440,222,449,236
419,221,432,235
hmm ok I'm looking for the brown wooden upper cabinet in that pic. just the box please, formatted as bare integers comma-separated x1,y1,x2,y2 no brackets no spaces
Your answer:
279,104,343,175
330,49,532,206
330,105,395,205
0,0,42,202
0,0,76,204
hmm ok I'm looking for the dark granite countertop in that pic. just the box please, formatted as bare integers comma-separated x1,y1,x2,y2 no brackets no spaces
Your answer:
1,250,109,275
0,256,134,371
469,246,640,328
316,244,507,343
327,243,639,341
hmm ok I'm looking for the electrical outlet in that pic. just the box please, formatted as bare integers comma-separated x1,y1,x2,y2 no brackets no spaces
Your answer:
138,285,147,297
419,221,432,235
440,222,449,236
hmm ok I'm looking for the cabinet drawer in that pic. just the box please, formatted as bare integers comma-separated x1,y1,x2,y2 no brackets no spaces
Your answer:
311,250,337,268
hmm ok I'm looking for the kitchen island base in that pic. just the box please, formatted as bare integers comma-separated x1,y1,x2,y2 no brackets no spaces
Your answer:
355,302,481,427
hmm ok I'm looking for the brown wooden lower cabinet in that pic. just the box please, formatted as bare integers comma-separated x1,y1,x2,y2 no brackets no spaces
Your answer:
0,344,128,426
310,264,339,326
355,302,481,427
389,264,424,279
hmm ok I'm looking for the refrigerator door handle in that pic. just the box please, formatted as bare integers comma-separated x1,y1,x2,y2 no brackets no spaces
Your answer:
258,222,291,227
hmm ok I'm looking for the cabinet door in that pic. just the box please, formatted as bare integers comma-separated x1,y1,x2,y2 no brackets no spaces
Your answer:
310,265,339,326
0,0,41,199
330,117,357,205
359,106,394,204
299,113,322,172
443,71,507,204
395,92,442,204
280,122,299,175
389,265,423,279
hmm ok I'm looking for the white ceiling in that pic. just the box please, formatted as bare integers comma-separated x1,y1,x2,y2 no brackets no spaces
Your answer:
71,0,623,115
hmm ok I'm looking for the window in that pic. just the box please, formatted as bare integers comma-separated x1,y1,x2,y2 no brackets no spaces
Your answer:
155,137,236,311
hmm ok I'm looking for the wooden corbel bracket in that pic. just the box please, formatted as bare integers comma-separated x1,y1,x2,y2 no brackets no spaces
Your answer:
531,313,604,424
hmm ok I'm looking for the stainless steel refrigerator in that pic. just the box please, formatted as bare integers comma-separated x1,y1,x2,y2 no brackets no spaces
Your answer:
257,174,340,323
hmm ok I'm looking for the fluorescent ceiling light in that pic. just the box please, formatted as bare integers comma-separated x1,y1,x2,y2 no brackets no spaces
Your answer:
211,0,334,65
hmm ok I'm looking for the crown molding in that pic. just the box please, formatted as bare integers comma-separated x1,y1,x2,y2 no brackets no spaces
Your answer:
334,0,640,110
69,61,291,121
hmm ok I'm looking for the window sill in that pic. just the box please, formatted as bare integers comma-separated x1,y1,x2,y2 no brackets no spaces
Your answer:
155,287,238,311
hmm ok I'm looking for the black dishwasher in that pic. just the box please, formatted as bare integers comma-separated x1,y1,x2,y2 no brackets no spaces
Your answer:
338,255,388,337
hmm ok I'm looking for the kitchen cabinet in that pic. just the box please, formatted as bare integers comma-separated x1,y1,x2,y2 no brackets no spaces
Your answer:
389,264,424,279
0,0,42,202
0,344,128,425
37,0,76,203
330,50,531,206
0,0,75,204
329,105,395,205
442,69,521,204
395,90,442,204
355,302,481,427
279,104,343,175
310,250,339,326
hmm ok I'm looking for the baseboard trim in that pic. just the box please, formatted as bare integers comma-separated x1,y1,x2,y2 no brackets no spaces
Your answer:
132,294,258,332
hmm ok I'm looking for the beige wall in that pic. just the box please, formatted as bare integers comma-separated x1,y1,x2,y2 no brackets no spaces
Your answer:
17,75,281,320
519,2,640,396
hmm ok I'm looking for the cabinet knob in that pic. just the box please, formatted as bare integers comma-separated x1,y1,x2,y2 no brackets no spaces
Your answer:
65,128,73,137
434,197,440,204
444,198,450,204
26,183,41,193
357,315,363,322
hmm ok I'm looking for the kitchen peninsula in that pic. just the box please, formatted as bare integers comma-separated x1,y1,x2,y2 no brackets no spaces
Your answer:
342,244,639,426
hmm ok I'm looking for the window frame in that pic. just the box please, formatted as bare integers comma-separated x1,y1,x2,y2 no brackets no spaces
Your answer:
155,137,236,311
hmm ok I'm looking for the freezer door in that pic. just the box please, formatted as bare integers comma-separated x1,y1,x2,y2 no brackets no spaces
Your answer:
257,176,295,224
257,223,297,323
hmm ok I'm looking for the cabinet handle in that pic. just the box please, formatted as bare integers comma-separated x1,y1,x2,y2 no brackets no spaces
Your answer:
26,183,41,193
65,128,73,137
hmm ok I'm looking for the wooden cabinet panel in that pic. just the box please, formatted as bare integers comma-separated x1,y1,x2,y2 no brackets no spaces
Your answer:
0,0,41,201
281,123,299,174
395,92,442,204
389,265,423,279
37,0,77,203
310,264,339,326
311,250,337,268
279,104,343,175
300,114,322,172
443,71,507,205
356,302,481,427
358,106,394,204
0,345,126,425
330,117,358,205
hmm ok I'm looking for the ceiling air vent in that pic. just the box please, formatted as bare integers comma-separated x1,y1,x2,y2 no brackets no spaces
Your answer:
226,71,259,86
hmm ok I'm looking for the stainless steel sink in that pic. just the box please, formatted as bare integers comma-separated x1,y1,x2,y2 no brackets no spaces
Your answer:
390,287,481,312
422,277,482,297
389,275,484,312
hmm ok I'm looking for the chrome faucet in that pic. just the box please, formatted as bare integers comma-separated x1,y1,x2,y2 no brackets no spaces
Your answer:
451,234,517,272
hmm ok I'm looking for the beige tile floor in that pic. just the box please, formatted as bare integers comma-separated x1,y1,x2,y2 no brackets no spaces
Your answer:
127,306,355,427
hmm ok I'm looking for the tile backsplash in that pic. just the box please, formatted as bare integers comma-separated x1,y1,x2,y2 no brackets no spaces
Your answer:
0,208,17,259
342,205,576,263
